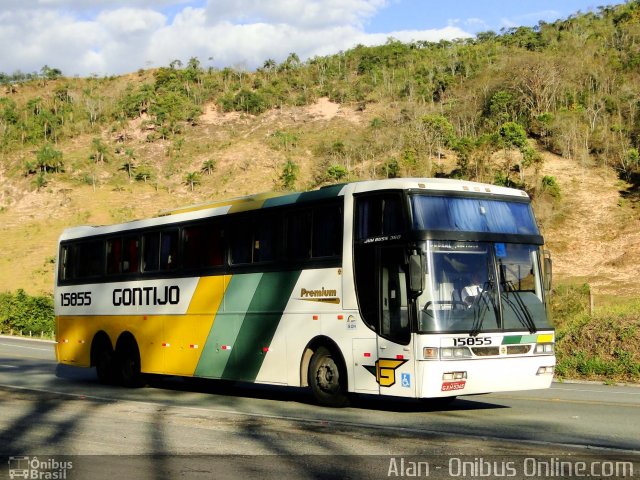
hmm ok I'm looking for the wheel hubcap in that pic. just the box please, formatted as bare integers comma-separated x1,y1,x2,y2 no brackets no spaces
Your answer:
316,361,338,392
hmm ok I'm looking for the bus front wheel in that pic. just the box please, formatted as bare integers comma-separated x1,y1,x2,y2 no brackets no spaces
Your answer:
309,346,349,408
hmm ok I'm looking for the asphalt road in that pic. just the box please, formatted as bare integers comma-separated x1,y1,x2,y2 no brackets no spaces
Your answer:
0,335,638,479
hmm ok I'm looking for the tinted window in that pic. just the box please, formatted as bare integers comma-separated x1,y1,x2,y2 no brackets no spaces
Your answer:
287,210,312,260
142,232,160,272
312,206,342,257
254,216,277,263
76,240,104,278
183,225,205,269
59,245,72,281
123,235,140,273
184,224,225,269
356,194,404,240
207,225,225,266
106,238,122,275
160,230,179,270
230,221,253,265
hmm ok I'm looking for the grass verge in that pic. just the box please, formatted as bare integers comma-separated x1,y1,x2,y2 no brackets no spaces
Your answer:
552,284,640,383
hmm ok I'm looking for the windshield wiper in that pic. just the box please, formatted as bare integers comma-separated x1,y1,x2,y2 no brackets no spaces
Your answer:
501,280,537,334
470,281,497,337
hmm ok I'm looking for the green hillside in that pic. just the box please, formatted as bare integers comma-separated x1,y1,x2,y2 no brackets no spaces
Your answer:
0,1,639,299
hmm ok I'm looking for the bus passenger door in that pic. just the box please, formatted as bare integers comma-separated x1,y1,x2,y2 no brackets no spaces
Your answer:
376,247,416,397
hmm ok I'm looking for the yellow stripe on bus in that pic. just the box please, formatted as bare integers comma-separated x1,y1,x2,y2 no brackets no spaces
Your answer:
537,334,554,343
164,275,230,376
56,276,231,376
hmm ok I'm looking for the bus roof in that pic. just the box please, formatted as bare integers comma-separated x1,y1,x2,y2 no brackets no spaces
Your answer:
348,177,529,197
59,178,529,241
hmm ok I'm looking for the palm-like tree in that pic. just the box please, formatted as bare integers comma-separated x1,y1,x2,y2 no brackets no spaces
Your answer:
184,171,201,191
201,159,216,175
90,137,109,164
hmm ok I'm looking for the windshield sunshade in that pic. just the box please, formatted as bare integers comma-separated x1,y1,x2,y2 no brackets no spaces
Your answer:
411,196,539,235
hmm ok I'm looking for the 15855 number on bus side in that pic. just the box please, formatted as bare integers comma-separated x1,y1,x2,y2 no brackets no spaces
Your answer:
60,291,92,307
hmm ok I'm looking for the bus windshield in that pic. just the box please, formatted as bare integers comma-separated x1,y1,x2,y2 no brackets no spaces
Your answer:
417,241,552,334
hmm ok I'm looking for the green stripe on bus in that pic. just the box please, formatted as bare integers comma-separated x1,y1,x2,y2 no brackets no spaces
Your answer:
521,334,538,343
502,335,523,345
502,335,539,345
261,185,343,208
194,274,263,378
221,270,301,381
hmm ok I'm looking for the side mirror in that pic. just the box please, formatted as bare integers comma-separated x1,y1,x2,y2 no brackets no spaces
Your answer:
543,250,552,293
408,252,425,296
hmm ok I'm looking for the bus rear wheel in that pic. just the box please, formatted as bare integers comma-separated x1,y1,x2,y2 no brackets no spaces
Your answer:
95,346,118,385
116,337,144,388
309,346,349,408
92,337,118,385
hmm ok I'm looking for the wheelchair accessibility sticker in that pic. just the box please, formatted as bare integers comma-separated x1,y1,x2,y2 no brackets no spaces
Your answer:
401,373,411,388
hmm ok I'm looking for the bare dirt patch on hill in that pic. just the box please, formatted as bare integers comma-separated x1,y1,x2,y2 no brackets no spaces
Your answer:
540,153,640,298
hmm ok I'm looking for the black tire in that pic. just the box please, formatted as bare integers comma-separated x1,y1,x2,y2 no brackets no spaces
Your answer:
308,346,349,407
117,337,144,388
94,342,118,385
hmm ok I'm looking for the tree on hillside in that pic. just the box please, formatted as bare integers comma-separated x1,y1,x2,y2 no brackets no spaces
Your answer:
90,137,109,163
0,98,18,145
262,59,277,79
509,54,561,117
134,166,152,183
32,172,47,191
418,114,455,168
201,159,216,175
184,171,201,191
34,143,64,174
279,53,301,72
497,122,529,187
120,148,136,179
40,65,62,81
279,158,299,190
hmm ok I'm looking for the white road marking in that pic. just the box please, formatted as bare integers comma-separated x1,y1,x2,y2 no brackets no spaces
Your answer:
0,342,50,352
551,387,640,396
0,365,18,368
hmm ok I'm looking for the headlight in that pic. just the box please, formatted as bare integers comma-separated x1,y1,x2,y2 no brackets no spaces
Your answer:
534,343,554,354
443,371,467,380
423,346,473,359
536,366,555,375
441,347,472,359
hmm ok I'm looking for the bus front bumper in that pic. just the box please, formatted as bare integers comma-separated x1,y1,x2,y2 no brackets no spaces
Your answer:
418,355,555,398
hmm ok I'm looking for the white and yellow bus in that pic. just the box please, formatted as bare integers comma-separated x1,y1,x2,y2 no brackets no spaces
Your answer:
55,178,555,407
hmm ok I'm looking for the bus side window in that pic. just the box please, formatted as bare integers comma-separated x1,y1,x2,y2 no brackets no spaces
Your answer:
254,216,277,263
142,232,160,272
123,235,140,273
230,221,253,265
287,210,312,260
59,244,73,281
106,238,122,275
76,240,104,279
208,225,225,266
184,224,225,268
380,248,410,344
160,230,179,270
356,194,404,240
312,205,342,258
183,225,205,269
